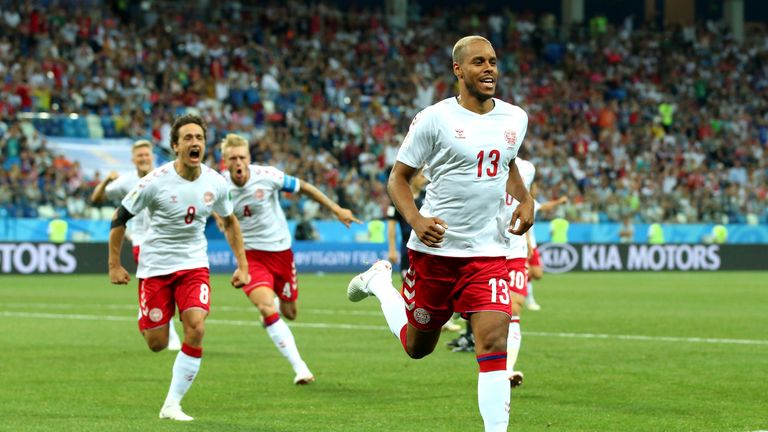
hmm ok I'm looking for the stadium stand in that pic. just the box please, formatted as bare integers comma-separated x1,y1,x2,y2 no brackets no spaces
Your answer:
0,1,766,225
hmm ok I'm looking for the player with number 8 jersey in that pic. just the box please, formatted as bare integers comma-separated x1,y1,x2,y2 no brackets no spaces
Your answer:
108,114,249,422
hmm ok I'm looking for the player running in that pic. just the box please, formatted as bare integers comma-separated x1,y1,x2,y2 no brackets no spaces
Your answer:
501,158,537,388
91,139,182,350
217,133,360,385
108,115,249,421
347,35,534,431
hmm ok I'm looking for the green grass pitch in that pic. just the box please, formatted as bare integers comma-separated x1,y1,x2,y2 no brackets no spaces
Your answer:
1,272,767,431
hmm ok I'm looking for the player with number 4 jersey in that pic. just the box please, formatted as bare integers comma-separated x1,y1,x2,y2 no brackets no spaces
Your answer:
108,115,249,422
217,133,360,386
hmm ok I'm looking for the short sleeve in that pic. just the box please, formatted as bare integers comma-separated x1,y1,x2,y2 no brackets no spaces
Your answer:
510,108,529,160
261,166,299,193
121,178,152,216
105,176,128,201
213,179,234,217
396,109,435,169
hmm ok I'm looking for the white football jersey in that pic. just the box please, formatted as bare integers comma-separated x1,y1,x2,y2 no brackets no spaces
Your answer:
105,170,150,246
502,159,535,259
122,162,234,278
224,165,300,251
397,97,528,257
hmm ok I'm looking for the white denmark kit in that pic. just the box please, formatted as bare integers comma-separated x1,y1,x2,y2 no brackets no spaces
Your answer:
122,162,233,278
396,97,528,257
223,165,300,251
105,171,150,247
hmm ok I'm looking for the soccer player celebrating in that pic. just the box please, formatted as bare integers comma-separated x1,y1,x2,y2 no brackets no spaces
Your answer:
91,139,182,351
217,133,360,385
347,35,533,431
501,158,537,388
108,115,249,421
525,184,568,311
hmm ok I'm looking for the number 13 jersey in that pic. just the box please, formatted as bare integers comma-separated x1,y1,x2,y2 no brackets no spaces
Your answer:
122,162,234,278
396,97,528,258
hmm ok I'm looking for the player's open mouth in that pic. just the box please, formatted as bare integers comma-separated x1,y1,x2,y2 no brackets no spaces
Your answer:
189,148,201,162
480,77,495,89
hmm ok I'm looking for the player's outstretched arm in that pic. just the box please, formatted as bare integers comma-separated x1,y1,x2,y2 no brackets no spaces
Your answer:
388,162,447,248
297,180,361,228
539,196,568,213
108,205,134,284
506,160,534,235
220,213,249,288
90,171,119,204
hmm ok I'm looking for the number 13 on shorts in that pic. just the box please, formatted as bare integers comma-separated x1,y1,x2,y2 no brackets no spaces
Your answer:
489,278,510,304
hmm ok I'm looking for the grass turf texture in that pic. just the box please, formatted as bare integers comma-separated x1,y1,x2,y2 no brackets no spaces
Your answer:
1,272,767,431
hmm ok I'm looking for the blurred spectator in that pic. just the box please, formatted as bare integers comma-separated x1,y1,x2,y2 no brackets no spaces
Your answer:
0,1,765,224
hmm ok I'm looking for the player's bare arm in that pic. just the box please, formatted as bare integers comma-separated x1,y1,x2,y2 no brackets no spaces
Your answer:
387,218,398,263
211,212,226,233
388,161,447,248
219,213,250,288
90,171,119,203
539,196,568,212
108,205,134,284
297,179,361,227
506,160,534,235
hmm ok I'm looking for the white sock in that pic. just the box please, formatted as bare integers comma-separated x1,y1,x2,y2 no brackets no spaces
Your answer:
507,319,521,371
164,351,201,407
526,282,535,303
266,318,306,373
478,370,511,432
168,320,181,345
368,274,407,338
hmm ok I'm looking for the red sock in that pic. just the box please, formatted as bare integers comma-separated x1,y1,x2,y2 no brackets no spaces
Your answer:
181,343,203,358
476,352,507,372
263,312,280,327
399,324,408,352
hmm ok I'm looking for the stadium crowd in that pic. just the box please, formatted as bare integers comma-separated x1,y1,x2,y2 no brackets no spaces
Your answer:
0,1,766,224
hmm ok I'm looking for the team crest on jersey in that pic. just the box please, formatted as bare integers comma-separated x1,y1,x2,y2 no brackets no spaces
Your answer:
203,191,214,205
149,308,163,322
413,308,431,325
455,128,466,139
170,195,178,203
504,129,517,147
254,189,265,200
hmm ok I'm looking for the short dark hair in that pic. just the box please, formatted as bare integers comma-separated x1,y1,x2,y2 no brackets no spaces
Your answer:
170,114,207,148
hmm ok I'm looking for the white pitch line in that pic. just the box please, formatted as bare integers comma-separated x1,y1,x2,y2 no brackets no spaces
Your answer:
2,310,768,347
1,302,383,316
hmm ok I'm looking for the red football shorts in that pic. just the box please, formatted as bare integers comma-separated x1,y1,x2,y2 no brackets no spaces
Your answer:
242,249,298,302
404,250,512,331
132,246,140,264
528,248,542,267
506,258,528,297
137,267,211,331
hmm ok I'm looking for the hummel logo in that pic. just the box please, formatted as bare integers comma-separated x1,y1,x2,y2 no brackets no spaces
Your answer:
455,128,466,139
404,288,415,300
405,301,415,311
404,275,415,287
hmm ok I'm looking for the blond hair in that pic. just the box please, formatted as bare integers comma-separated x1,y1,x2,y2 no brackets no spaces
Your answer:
131,139,152,152
452,35,491,64
221,133,249,156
